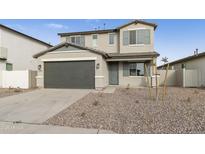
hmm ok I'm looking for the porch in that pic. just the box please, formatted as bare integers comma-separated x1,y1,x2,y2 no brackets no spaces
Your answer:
107,57,155,87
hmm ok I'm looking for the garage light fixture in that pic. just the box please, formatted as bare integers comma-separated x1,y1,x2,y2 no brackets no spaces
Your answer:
96,63,100,69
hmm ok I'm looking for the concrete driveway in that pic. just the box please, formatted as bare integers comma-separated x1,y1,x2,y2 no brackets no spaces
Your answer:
0,89,91,124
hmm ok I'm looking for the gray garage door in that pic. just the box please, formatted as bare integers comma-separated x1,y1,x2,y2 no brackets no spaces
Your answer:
44,61,95,89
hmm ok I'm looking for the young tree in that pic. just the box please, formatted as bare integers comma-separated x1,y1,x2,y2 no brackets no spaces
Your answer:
161,57,168,64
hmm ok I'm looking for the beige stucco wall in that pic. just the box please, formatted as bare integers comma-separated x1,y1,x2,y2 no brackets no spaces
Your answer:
60,23,155,54
119,23,154,53
0,27,50,71
37,49,108,89
61,32,118,53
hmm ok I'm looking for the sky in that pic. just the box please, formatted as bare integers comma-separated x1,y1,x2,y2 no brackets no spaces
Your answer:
0,19,205,65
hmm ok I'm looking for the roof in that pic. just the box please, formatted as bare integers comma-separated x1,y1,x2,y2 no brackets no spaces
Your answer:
0,24,52,47
33,41,159,59
116,19,157,30
58,20,157,36
33,42,109,58
158,51,205,69
58,29,117,37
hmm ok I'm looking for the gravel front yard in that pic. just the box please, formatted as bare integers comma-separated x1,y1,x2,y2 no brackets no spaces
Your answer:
45,87,205,134
0,88,34,98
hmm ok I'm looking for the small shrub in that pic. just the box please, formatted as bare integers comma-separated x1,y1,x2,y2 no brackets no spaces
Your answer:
14,87,22,93
135,100,140,104
98,92,103,97
126,84,130,90
185,97,191,102
93,100,99,106
194,90,199,94
80,112,86,117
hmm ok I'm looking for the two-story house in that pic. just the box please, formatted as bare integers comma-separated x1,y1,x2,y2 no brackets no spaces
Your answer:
0,24,52,87
33,20,159,89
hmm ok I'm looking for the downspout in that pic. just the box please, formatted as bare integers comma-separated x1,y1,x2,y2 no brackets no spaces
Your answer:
117,30,120,53
0,28,2,47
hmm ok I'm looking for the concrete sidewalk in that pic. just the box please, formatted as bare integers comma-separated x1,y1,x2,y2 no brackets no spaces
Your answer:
0,121,115,134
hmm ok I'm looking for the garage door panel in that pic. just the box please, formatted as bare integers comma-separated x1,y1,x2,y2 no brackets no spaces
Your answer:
44,61,95,89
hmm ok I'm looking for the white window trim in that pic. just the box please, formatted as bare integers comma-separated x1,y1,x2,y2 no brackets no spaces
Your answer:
125,76,145,78
95,76,104,78
127,28,151,46
108,33,115,46
129,44,146,47
70,35,83,44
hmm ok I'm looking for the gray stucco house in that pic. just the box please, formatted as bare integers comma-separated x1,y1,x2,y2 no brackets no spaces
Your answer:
0,24,52,87
33,20,159,89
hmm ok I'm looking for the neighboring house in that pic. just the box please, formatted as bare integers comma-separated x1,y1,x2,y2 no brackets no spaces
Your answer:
0,24,52,72
33,20,159,89
158,50,205,87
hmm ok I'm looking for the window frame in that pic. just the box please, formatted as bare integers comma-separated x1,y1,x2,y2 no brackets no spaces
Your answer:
129,30,137,45
6,63,13,71
92,34,98,47
75,36,81,45
124,62,145,77
69,35,85,46
126,28,151,46
70,36,76,44
108,33,115,45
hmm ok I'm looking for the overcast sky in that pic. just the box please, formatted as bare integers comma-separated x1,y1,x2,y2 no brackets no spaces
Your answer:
1,19,205,65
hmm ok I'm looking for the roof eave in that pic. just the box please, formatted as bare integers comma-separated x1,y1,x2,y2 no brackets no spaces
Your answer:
0,24,52,47
33,42,109,59
157,52,205,68
58,29,117,37
116,20,158,30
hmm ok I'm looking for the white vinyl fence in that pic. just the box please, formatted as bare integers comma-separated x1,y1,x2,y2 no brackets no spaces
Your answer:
0,70,37,89
158,70,177,86
158,68,205,88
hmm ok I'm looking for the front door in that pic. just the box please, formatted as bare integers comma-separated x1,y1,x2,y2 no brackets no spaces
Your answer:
108,62,119,85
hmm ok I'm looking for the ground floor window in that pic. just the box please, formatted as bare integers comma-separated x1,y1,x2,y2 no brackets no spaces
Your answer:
123,62,145,76
6,63,13,71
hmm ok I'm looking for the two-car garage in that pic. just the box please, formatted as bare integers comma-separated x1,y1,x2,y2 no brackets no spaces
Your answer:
33,42,109,89
44,61,95,89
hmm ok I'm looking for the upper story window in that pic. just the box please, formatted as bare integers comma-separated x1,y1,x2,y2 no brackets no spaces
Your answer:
92,34,98,47
67,36,85,46
108,33,115,45
129,30,136,45
123,29,151,46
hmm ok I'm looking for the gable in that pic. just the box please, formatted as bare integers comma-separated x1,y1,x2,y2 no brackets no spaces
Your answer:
33,42,109,58
55,46,84,51
120,22,154,31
